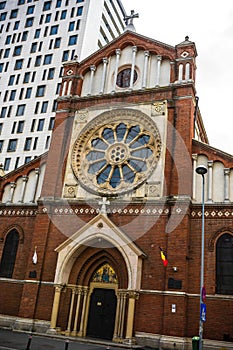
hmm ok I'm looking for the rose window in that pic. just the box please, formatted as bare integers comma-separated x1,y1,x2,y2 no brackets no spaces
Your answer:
71,109,162,196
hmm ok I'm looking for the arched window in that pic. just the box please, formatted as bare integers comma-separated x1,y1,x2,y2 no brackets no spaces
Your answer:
178,64,183,81
216,233,233,294
185,63,190,80
92,263,118,284
62,81,67,96
0,229,19,278
116,68,137,88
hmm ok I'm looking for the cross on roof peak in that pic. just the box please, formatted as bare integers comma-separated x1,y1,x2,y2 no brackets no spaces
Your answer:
124,10,139,26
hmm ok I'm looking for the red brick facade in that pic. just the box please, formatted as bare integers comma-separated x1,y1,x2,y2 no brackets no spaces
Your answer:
0,31,232,348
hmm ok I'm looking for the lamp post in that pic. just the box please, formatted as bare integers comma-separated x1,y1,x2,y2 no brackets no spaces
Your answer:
195,165,208,350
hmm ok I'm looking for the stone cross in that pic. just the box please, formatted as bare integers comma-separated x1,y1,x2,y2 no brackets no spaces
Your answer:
124,10,139,26
98,197,110,215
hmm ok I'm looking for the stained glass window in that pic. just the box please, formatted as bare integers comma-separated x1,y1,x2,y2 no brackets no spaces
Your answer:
116,68,137,88
85,123,154,190
71,110,162,196
92,264,118,284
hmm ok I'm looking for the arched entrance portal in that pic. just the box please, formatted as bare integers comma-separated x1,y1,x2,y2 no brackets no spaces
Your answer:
50,214,145,343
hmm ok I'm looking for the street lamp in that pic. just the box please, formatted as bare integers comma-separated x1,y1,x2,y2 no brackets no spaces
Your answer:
195,165,208,350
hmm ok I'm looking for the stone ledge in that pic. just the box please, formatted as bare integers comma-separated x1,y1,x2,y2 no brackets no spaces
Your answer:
135,331,233,350
0,315,50,334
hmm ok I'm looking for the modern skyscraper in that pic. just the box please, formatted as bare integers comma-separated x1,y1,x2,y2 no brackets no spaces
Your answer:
0,0,126,172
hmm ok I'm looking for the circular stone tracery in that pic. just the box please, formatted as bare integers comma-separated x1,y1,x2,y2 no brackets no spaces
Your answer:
107,143,129,164
71,109,162,196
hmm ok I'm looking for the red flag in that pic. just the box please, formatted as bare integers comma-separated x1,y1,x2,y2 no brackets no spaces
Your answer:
160,247,168,266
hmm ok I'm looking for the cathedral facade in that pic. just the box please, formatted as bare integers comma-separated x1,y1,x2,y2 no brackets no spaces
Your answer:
0,31,233,350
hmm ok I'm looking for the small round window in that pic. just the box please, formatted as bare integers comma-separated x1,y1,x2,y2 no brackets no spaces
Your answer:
116,68,138,88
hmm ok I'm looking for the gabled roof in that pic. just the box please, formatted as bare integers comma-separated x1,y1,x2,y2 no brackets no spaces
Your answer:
0,152,47,184
64,30,197,78
193,139,233,166
65,30,177,73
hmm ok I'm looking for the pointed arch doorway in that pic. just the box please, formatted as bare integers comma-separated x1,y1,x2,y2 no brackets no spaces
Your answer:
86,263,118,340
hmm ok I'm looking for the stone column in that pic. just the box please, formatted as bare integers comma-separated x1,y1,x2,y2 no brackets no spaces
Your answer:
8,182,16,203
88,65,96,95
207,160,213,202
224,168,230,202
113,290,127,341
77,287,88,337
125,291,139,343
129,46,137,89
49,286,62,331
113,292,121,341
192,154,197,200
112,49,121,92
65,287,76,335
100,57,108,94
18,175,28,203
155,55,162,86
142,50,150,88
30,168,40,203
119,292,127,339
71,287,82,336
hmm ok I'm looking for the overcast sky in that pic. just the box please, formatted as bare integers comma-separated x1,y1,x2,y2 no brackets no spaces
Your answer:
123,1,233,155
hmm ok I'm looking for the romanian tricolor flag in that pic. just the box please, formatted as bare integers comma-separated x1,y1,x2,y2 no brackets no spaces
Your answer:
160,247,168,266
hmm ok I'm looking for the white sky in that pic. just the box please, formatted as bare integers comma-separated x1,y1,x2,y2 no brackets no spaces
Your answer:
123,1,233,155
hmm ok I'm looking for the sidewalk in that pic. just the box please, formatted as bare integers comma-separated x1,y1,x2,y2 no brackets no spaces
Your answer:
0,329,149,350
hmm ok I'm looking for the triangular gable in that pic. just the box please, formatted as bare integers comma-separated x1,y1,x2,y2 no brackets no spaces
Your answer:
55,213,145,256
75,30,177,75
54,213,146,289
193,139,233,165
0,152,47,204
61,31,197,99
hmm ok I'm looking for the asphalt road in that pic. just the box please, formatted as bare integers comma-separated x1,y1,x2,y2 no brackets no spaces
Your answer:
0,329,146,350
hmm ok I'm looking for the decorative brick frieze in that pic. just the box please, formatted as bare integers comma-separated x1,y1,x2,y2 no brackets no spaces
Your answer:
0,208,37,216
191,208,233,218
34,204,188,216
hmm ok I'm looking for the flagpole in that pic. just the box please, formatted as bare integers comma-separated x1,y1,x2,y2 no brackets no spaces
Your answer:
196,165,207,350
